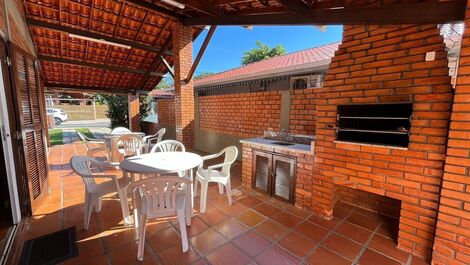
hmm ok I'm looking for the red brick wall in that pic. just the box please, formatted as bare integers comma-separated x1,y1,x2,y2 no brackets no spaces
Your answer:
173,22,195,149
432,2,470,264
290,88,316,135
313,24,453,259
156,99,175,125
198,91,281,137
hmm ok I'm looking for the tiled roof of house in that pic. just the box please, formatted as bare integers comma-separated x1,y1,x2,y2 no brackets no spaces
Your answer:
195,42,340,87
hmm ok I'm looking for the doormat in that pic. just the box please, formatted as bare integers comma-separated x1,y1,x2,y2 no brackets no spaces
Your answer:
19,227,79,265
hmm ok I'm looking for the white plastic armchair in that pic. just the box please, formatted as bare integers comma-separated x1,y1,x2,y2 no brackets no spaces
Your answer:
111,127,131,135
129,176,191,261
149,139,185,153
70,156,131,230
77,131,108,159
195,146,238,213
117,134,144,157
142,128,166,153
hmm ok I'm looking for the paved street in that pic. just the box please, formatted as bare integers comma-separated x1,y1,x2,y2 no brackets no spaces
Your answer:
55,119,111,129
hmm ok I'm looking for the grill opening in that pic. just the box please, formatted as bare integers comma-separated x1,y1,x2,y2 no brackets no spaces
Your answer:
336,103,413,148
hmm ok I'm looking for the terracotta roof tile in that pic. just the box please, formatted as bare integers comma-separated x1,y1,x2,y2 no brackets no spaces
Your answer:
195,42,339,86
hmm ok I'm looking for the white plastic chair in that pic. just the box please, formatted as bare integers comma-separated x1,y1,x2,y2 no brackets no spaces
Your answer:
77,131,108,159
111,127,131,135
70,156,130,230
117,134,144,157
195,146,238,213
150,139,185,153
142,128,166,153
130,176,191,261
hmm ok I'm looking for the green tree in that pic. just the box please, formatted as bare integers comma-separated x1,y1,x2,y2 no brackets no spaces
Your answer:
241,41,286,65
156,76,173,89
194,72,214,80
94,94,151,128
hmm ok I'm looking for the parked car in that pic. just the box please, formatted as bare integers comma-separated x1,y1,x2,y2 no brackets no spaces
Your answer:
47,108,68,125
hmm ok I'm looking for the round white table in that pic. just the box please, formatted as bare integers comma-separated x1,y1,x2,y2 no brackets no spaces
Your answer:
119,151,202,224
104,132,146,163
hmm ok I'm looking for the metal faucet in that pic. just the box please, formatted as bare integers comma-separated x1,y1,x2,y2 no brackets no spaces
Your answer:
281,129,294,142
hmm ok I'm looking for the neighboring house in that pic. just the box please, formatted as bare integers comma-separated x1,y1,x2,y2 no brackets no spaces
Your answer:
194,42,340,96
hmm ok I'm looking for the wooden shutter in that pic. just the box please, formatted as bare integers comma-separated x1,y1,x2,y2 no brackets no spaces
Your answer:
12,47,48,210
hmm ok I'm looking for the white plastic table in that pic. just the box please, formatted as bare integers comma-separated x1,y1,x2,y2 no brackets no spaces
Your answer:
119,151,202,224
104,132,145,163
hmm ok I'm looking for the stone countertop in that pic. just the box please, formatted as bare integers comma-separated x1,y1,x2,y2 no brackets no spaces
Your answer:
240,137,314,155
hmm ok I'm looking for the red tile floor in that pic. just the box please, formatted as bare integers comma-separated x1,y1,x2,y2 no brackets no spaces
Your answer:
7,136,430,265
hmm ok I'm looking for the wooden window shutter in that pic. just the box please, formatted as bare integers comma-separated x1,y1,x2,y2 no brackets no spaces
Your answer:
12,46,49,209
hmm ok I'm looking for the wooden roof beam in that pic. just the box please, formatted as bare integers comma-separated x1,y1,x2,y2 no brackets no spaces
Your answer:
181,0,225,17
38,55,164,76
45,84,131,94
183,1,466,25
137,37,173,88
27,18,172,55
125,0,184,19
186,26,217,83
277,0,311,14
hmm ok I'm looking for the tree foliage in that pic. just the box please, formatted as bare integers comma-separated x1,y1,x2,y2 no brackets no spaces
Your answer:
241,41,286,65
93,94,152,129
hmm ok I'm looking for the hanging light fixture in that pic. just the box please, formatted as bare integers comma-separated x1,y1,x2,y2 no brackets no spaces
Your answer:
161,0,185,9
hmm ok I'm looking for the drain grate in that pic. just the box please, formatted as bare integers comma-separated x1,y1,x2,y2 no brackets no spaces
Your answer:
19,227,79,265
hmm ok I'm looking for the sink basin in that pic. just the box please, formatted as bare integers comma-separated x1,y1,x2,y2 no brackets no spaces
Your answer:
271,141,295,146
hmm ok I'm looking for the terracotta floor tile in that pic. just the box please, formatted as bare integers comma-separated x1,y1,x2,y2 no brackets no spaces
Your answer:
346,213,382,231
214,218,249,240
368,234,410,263
190,229,227,254
255,246,299,265
322,233,362,261
173,216,210,237
206,243,250,265
308,214,341,230
145,219,172,237
158,244,200,265
237,194,263,208
253,203,281,218
147,227,182,252
335,222,372,244
277,231,316,258
359,249,402,265
271,211,303,228
237,209,267,227
197,207,229,226
307,247,352,265
377,217,399,240
191,259,208,265
63,254,109,265
255,220,289,242
294,221,329,242
284,205,313,219
218,202,249,216
108,240,153,265
333,203,355,220
233,230,271,257
102,227,139,251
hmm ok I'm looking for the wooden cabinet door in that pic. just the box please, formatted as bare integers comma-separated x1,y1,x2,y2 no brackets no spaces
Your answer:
11,46,48,211
252,150,272,194
272,155,296,204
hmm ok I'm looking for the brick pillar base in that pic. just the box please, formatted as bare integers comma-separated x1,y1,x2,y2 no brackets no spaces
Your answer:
128,93,140,132
173,21,194,150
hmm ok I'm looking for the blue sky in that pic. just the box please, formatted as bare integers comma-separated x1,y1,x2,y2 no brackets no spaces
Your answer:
192,25,343,76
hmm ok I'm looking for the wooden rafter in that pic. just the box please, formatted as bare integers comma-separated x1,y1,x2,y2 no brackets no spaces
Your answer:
185,26,217,83
45,84,131,94
183,1,466,25
27,18,172,55
137,37,174,88
38,55,164,76
277,0,310,13
160,56,174,77
180,0,225,17
124,0,184,19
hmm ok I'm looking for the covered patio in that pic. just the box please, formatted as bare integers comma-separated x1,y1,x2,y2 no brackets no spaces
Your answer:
0,0,469,265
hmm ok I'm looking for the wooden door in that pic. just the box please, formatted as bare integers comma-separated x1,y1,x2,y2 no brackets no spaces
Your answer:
252,150,272,194
272,155,296,204
11,46,48,211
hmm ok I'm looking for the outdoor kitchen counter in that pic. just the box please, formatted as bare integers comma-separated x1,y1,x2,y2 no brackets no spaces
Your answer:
240,137,314,155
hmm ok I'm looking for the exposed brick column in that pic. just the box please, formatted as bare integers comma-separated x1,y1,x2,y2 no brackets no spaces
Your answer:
432,3,470,264
173,21,194,150
128,93,140,132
